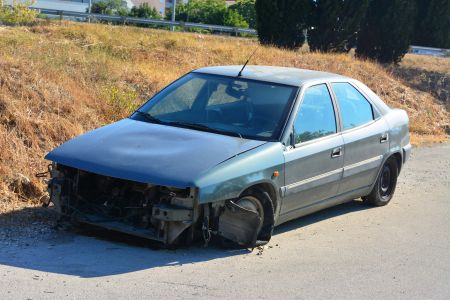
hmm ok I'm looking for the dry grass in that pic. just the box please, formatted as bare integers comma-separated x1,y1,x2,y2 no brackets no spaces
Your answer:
391,54,450,111
0,21,449,212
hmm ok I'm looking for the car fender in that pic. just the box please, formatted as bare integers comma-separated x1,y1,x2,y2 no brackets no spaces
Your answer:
383,108,411,165
366,108,410,194
194,142,285,206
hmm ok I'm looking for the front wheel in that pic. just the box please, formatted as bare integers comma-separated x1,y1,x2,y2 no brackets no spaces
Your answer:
362,157,398,206
219,187,274,248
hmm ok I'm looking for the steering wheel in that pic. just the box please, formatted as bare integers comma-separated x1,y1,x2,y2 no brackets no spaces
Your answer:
206,108,224,122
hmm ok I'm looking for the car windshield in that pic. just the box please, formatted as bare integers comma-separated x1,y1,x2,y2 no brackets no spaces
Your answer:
132,73,297,141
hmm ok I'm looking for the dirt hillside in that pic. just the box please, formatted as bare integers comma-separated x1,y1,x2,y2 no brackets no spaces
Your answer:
0,22,448,212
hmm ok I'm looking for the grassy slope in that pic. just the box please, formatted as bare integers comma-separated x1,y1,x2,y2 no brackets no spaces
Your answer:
0,22,449,212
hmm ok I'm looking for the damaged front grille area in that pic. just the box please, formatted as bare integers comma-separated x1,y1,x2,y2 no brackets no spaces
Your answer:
48,163,198,246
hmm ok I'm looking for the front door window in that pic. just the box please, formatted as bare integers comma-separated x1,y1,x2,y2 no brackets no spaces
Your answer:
294,84,337,143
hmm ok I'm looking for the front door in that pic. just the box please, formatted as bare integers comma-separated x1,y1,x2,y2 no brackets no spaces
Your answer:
281,84,344,215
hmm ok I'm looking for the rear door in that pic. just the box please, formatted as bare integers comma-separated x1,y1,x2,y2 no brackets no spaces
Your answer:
281,83,344,215
330,82,389,195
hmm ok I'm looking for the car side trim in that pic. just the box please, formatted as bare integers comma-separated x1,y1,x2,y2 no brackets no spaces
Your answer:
282,168,343,197
281,155,383,198
343,155,383,178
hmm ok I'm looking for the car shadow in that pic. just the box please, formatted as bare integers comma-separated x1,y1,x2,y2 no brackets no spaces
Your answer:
274,199,371,235
0,200,371,278
0,207,250,278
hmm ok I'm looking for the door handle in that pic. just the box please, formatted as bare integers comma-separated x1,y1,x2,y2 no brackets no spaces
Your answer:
331,147,342,158
380,133,389,143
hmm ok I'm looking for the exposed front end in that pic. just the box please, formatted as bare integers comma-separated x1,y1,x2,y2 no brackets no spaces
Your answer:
48,163,200,246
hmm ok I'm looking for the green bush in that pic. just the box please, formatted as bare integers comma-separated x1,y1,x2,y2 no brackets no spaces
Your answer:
229,0,256,28
0,0,39,25
166,0,248,28
223,8,248,28
90,0,127,15
184,0,227,24
130,3,161,19
103,84,139,118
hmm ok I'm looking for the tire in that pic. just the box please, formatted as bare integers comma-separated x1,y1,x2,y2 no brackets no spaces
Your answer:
243,187,275,243
362,157,399,206
220,187,275,248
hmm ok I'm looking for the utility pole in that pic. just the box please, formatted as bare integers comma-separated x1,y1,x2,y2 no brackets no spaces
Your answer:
171,0,176,31
87,0,92,23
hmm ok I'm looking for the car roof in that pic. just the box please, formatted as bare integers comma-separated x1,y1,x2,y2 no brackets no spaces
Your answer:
193,65,348,87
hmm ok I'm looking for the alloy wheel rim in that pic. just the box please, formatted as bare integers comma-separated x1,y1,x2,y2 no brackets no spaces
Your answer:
380,165,392,198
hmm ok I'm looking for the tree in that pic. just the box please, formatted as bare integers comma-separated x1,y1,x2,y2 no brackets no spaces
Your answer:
165,0,189,21
308,0,369,52
223,8,248,27
229,0,256,28
0,0,39,25
183,0,227,24
130,3,161,19
356,0,416,64
255,0,310,49
413,0,450,48
166,0,248,28
90,0,125,15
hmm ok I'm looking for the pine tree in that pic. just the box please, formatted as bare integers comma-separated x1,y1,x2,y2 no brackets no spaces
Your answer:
255,0,310,49
356,0,416,64
414,0,450,48
308,0,369,52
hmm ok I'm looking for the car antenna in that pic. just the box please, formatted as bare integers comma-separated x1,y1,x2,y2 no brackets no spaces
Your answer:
237,46,259,77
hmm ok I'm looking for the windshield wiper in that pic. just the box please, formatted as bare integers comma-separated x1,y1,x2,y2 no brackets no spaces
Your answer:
134,111,162,124
168,121,244,139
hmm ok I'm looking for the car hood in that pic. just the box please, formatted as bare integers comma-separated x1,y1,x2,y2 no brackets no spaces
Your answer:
45,118,266,187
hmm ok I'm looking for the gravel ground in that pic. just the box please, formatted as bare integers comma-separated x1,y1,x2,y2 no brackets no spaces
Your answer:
0,143,449,299
0,207,57,248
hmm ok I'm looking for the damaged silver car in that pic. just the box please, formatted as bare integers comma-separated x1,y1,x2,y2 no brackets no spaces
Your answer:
44,66,411,248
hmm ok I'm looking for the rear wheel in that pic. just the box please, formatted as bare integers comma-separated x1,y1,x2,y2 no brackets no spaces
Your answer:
362,157,398,206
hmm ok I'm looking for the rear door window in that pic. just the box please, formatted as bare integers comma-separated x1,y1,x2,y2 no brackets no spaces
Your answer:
332,82,374,130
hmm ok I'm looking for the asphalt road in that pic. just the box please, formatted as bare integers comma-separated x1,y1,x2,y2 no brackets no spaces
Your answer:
0,143,449,299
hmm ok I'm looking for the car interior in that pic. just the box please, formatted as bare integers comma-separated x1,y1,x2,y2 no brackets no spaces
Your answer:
148,75,296,140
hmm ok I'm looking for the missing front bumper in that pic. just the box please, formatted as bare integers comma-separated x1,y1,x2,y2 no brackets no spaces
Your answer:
48,164,199,246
